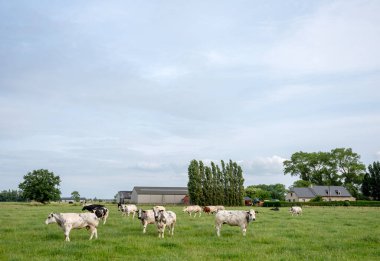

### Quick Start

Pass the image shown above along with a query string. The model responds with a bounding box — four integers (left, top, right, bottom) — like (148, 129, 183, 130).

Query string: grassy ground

(0, 203, 379, 260)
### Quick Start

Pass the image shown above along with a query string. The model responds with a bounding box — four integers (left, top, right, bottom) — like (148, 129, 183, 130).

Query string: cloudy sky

(1, 0, 379, 199)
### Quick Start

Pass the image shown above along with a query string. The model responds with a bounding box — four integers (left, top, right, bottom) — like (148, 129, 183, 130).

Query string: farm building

(286, 185, 355, 202)
(130, 186, 188, 204)
(116, 191, 132, 204)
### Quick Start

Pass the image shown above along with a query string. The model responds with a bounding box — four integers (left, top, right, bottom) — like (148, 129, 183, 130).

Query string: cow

(215, 209, 256, 237)
(121, 204, 138, 218)
(153, 206, 166, 212)
(82, 204, 109, 224)
(45, 212, 100, 241)
(204, 206, 218, 214)
(153, 209, 176, 238)
(137, 209, 155, 234)
(183, 205, 202, 217)
(82, 204, 105, 212)
(289, 206, 302, 216)
(215, 205, 225, 211)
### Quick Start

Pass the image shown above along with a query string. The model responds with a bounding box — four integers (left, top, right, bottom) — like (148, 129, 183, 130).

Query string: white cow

(289, 206, 302, 216)
(121, 204, 138, 218)
(183, 205, 202, 217)
(153, 206, 166, 212)
(204, 206, 218, 214)
(137, 209, 156, 234)
(45, 212, 100, 241)
(215, 209, 256, 237)
(153, 209, 176, 238)
(215, 205, 225, 211)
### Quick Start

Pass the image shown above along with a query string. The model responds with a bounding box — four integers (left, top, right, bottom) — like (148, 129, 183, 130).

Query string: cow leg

(241, 224, 247, 236)
(215, 224, 221, 237)
(64, 225, 72, 242)
(171, 224, 175, 236)
(89, 226, 98, 240)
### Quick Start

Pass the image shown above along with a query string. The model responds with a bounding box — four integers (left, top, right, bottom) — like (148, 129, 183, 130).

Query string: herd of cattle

(45, 204, 303, 241)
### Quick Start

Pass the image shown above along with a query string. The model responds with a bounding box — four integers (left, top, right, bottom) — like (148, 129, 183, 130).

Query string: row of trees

(0, 189, 24, 202)
(188, 160, 245, 206)
(245, 184, 286, 201)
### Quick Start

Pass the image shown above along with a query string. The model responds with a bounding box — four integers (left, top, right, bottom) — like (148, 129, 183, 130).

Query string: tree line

(187, 159, 245, 206)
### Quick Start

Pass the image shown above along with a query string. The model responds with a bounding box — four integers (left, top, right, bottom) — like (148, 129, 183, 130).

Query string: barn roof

(133, 186, 188, 195)
(292, 187, 316, 198)
(118, 191, 132, 199)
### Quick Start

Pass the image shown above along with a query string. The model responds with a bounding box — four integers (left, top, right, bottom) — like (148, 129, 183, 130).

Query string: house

(116, 191, 132, 204)
(285, 185, 355, 202)
(130, 186, 188, 204)
(60, 197, 87, 203)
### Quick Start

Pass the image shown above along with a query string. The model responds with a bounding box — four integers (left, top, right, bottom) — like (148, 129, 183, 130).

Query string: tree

(362, 162, 380, 200)
(245, 184, 286, 201)
(187, 159, 245, 206)
(0, 189, 24, 202)
(71, 191, 80, 202)
(292, 180, 312, 188)
(284, 148, 365, 193)
(18, 169, 61, 203)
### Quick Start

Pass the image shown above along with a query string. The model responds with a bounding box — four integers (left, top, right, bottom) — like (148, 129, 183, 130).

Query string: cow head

(137, 209, 144, 220)
(154, 209, 165, 222)
(45, 213, 56, 225)
(246, 209, 256, 222)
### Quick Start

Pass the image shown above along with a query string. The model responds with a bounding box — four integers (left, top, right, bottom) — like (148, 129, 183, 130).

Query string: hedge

(262, 200, 380, 207)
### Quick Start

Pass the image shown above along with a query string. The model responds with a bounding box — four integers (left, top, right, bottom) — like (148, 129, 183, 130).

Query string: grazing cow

(289, 206, 302, 216)
(204, 206, 218, 214)
(82, 204, 105, 212)
(215, 209, 256, 237)
(183, 205, 202, 217)
(121, 204, 138, 218)
(82, 204, 109, 224)
(137, 209, 156, 234)
(153, 209, 177, 238)
(270, 207, 280, 211)
(153, 206, 166, 212)
(45, 212, 100, 241)
(215, 205, 225, 211)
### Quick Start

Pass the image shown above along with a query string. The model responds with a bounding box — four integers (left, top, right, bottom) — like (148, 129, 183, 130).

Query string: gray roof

(133, 186, 188, 195)
(291, 186, 352, 198)
(292, 187, 316, 198)
(311, 186, 352, 197)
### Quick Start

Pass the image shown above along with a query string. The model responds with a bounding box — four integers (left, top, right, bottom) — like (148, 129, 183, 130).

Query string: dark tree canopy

(18, 169, 61, 203)
(362, 161, 380, 200)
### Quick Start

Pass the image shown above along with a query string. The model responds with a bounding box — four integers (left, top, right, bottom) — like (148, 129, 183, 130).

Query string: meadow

(0, 203, 379, 261)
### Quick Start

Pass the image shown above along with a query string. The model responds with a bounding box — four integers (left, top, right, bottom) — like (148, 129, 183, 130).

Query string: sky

(1, 0, 379, 199)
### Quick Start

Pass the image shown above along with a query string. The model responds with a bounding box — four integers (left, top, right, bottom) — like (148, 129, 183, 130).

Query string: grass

(0, 203, 379, 260)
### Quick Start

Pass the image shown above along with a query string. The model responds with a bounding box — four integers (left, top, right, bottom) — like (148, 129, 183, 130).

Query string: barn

(130, 186, 188, 204)
(116, 191, 132, 204)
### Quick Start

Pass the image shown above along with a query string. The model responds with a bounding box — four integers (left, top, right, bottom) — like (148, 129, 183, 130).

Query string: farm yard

(0, 203, 379, 261)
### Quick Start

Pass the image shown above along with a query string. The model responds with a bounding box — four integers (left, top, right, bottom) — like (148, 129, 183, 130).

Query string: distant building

(60, 197, 86, 203)
(130, 186, 188, 204)
(116, 191, 132, 204)
(286, 185, 355, 202)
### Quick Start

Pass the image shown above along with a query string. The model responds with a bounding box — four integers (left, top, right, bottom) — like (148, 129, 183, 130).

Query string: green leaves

(284, 148, 365, 187)
(18, 169, 61, 203)
(188, 160, 244, 206)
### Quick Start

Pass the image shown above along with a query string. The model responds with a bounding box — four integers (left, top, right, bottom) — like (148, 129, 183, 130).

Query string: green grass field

(0, 203, 379, 260)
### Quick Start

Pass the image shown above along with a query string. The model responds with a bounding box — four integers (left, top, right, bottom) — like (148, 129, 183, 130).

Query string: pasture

(0, 203, 379, 260)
